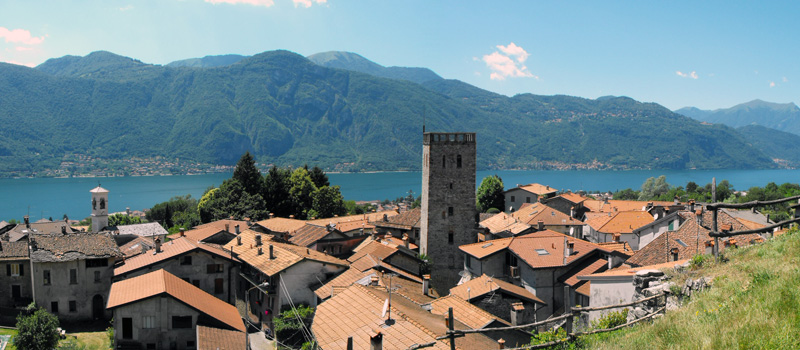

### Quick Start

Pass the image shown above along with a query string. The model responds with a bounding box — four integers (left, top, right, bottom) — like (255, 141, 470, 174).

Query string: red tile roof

(114, 237, 237, 276)
(107, 269, 244, 331)
(560, 257, 608, 286)
(511, 202, 583, 226)
(196, 325, 246, 350)
(507, 183, 557, 196)
(450, 274, 545, 305)
(508, 230, 610, 268)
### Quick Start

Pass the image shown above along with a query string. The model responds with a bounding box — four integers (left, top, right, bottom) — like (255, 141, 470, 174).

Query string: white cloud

(676, 70, 698, 79)
(119, 5, 134, 11)
(0, 59, 35, 67)
(770, 81, 776, 88)
(293, 0, 326, 7)
(482, 42, 537, 81)
(205, 0, 275, 7)
(0, 27, 45, 45)
(15, 46, 33, 52)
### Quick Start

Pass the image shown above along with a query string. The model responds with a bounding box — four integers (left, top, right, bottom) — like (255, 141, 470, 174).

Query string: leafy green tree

(147, 195, 198, 228)
(198, 179, 268, 222)
(639, 175, 670, 201)
(613, 188, 639, 200)
(312, 186, 347, 219)
(289, 168, 317, 219)
(344, 200, 373, 215)
(14, 308, 60, 350)
(274, 305, 315, 349)
(108, 213, 143, 226)
(308, 165, 330, 189)
(476, 175, 505, 212)
(686, 181, 699, 193)
(263, 166, 293, 217)
(232, 151, 264, 195)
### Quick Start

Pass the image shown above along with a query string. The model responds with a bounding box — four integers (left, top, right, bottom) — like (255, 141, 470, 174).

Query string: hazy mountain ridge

(307, 51, 442, 84)
(166, 54, 248, 68)
(0, 50, 778, 176)
(676, 99, 800, 135)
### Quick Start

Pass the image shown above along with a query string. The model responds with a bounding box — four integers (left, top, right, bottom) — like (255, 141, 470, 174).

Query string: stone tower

(90, 186, 109, 233)
(420, 132, 477, 290)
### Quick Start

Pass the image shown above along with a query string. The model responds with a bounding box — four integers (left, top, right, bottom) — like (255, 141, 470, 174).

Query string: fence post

(564, 285, 573, 334)
(448, 307, 456, 350)
(712, 208, 719, 261)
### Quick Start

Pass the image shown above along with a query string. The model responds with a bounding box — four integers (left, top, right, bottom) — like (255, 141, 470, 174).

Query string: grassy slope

(587, 229, 800, 349)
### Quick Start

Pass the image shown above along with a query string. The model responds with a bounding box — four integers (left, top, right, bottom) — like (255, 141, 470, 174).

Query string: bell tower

(420, 132, 477, 290)
(90, 186, 109, 233)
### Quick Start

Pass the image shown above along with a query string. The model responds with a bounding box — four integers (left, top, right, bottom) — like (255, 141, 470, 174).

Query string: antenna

(422, 106, 426, 133)
(384, 272, 398, 325)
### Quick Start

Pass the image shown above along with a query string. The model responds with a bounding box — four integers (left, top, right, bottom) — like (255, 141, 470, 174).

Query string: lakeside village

(0, 132, 795, 350)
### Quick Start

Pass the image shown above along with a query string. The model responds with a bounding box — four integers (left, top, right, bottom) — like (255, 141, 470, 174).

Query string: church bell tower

(90, 186, 109, 233)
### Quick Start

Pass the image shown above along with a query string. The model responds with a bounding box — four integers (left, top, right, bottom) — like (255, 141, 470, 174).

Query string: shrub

(14, 308, 60, 350)
(592, 308, 629, 330)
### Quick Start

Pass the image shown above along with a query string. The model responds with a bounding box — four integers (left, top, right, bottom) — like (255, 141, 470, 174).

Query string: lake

(2, 168, 799, 222)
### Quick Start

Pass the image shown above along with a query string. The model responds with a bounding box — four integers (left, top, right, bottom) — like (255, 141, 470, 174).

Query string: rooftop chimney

(24, 215, 29, 228)
(269, 244, 274, 259)
(566, 241, 574, 256)
(255, 234, 262, 246)
(402, 234, 409, 249)
(269, 213, 275, 219)
(370, 275, 380, 286)
(225, 224, 230, 233)
(258, 247, 263, 255)
(289, 215, 295, 219)
(180, 228, 185, 237)
(422, 274, 431, 296)
(510, 302, 525, 326)
(537, 220, 544, 231)
(369, 332, 383, 350)
(612, 233, 621, 243)
(498, 338, 506, 350)
(154, 238, 162, 254)
(235, 225, 240, 235)
(236, 236, 242, 246)
(61, 226, 66, 234)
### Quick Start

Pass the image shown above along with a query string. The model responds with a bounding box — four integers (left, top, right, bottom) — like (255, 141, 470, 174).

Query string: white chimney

(154, 238, 162, 254)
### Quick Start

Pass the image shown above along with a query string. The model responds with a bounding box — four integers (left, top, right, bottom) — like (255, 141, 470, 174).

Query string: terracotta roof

(557, 192, 588, 205)
(581, 259, 690, 279)
(114, 237, 237, 276)
(377, 272, 434, 304)
(116, 222, 169, 237)
(507, 183, 557, 196)
(373, 208, 421, 229)
(196, 325, 246, 350)
(194, 219, 250, 232)
(575, 281, 591, 297)
(347, 240, 399, 263)
(379, 236, 419, 250)
(118, 236, 156, 258)
(350, 254, 380, 272)
(168, 226, 225, 242)
(255, 217, 306, 234)
(583, 200, 674, 213)
(30, 233, 122, 262)
(335, 219, 374, 234)
(9, 221, 78, 241)
(226, 230, 348, 277)
(308, 210, 399, 227)
(596, 241, 634, 255)
(429, 295, 506, 329)
(735, 217, 767, 230)
(560, 257, 608, 286)
(289, 224, 345, 247)
(626, 210, 763, 266)
(0, 241, 29, 260)
(459, 237, 513, 259)
(314, 267, 377, 300)
(508, 230, 610, 268)
(313, 284, 496, 350)
(593, 211, 654, 234)
(511, 202, 583, 226)
(107, 269, 244, 332)
(450, 274, 545, 305)
(480, 212, 531, 235)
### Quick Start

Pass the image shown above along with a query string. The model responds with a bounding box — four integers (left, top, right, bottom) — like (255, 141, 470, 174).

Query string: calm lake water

(2, 169, 799, 222)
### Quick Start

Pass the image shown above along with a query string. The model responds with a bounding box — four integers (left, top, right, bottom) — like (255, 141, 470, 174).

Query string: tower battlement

(423, 132, 476, 145)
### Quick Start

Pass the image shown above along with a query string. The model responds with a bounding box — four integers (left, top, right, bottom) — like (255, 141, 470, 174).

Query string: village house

(29, 233, 122, 321)
(632, 210, 685, 250)
(0, 241, 31, 310)
(459, 230, 622, 318)
(583, 210, 655, 250)
(115, 222, 169, 242)
(449, 274, 547, 324)
(107, 269, 245, 350)
(6, 216, 78, 242)
(504, 183, 558, 212)
(511, 202, 585, 238)
(479, 212, 533, 240)
(288, 223, 353, 257)
(113, 236, 240, 304)
(167, 225, 239, 246)
(543, 191, 590, 218)
(370, 208, 421, 244)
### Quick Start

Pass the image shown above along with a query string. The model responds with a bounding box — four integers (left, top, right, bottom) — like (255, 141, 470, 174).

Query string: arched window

(457, 155, 462, 168)
(92, 198, 97, 210)
(99, 198, 106, 210)
(442, 155, 446, 168)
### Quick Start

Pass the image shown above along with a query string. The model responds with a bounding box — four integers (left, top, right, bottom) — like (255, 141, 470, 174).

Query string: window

(448, 230, 454, 244)
(207, 264, 224, 274)
(180, 256, 192, 265)
(187, 341, 195, 348)
(43, 270, 51, 285)
(449, 182, 453, 189)
(147, 344, 156, 350)
(526, 197, 531, 203)
(215, 278, 224, 294)
(69, 300, 77, 312)
(465, 256, 472, 268)
(668, 221, 674, 231)
(70, 269, 77, 284)
(511, 196, 516, 203)
(7, 263, 22, 277)
(457, 155, 462, 168)
(94, 271, 101, 283)
(86, 258, 108, 268)
(448, 207, 454, 217)
(51, 301, 58, 314)
(142, 316, 156, 329)
(192, 280, 200, 287)
(442, 155, 446, 168)
(172, 316, 192, 329)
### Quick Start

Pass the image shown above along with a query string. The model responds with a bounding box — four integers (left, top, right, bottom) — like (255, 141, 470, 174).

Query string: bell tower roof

(90, 186, 109, 194)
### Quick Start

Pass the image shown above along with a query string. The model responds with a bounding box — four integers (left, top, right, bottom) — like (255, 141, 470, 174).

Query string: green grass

(584, 228, 800, 349)
(0, 328, 17, 350)
(58, 331, 112, 350)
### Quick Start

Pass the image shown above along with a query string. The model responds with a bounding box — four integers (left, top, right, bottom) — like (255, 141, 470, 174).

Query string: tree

(232, 151, 263, 195)
(289, 168, 317, 219)
(308, 165, 330, 189)
(198, 179, 268, 222)
(638, 175, 670, 201)
(312, 186, 347, 219)
(476, 175, 505, 212)
(14, 308, 60, 350)
(274, 305, 315, 349)
(263, 166, 293, 217)
(613, 188, 639, 200)
(147, 195, 198, 228)
(108, 213, 143, 226)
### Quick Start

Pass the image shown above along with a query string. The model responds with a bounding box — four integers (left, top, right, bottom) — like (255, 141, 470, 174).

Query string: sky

(0, 0, 797, 110)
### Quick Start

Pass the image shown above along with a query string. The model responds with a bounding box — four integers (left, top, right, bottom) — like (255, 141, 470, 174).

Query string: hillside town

(0, 132, 791, 350)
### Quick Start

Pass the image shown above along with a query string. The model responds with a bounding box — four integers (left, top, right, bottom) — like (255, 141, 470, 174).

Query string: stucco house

(504, 183, 557, 212)
(0, 241, 31, 309)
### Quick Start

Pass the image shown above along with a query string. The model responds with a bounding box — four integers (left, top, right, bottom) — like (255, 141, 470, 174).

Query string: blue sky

(1, 0, 797, 110)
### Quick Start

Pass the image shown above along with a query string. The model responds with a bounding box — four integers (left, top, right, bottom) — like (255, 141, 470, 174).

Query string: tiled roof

(107, 269, 244, 332)
(626, 210, 762, 266)
(308, 210, 399, 227)
(168, 226, 225, 242)
(335, 219, 374, 234)
(596, 241, 634, 255)
(347, 240, 399, 263)
(459, 237, 514, 259)
(508, 230, 610, 268)
(450, 274, 545, 305)
(350, 254, 380, 272)
(507, 183, 557, 196)
(194, 219, 250, 232)
(222, 229, 277, 255)
(373, 208, 421, 229)
(480, 212, 531, 235)
(226, 230, 348, 277)
(511, 202, 583, 226)
(313, 284, 496, 350)
(594, 211, 654, 234)
(289, 224, 343, 247)
(314, 267, 377, 300)
(429, 295, 506, 329)
(30, 233, 122, 262)
(0, 241, 29, 260)
(196, 325, 246, 350)
(575, 281, 591, 297)
(583, 200, 674, 213)
(378, 272, 435, 304)
(9, 221, 78, 241)
(255, 217, 307, 234)
(114, 237, 237, 276)
(378, 236, 419, 250)
(556, 192, 588, 205)
(560, 257, 608, 286)
(118, 236, 156, 258)
(116, 222, 168, 237)
(581, 259, 690, 279)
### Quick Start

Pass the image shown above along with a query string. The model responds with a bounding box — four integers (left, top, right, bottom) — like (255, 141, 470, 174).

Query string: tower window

(448, 230, 454, 244)
(511, 196, 516, 203)
(457, 155, 462, 168)
(448, 207, 454, 217)
(99, 198, 105, 210)
(449, 183, 453, 189)
(442, 155, 446, 168)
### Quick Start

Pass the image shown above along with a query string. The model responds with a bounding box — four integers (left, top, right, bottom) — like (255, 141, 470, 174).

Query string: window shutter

(19, 264, 24, 276)
(5, 264, 9, 276)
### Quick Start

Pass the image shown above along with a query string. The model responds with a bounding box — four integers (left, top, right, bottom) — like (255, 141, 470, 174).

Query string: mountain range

(675, 100, 800, 136)
(0, 50, 788, 176)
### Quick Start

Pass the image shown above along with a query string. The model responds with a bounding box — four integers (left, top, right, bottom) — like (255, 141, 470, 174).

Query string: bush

(689, 254, 710, 269)
(14, 308, 60, 350)
(592, 309, 629, 330)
